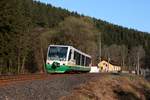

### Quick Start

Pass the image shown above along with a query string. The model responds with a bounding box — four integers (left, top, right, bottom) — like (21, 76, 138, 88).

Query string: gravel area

(0, 74, 98, 100)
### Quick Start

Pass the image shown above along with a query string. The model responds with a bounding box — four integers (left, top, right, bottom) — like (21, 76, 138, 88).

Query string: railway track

(0, 74, 70, 86)
(0, 73, 98, 86)
(0, 74, 44, 85)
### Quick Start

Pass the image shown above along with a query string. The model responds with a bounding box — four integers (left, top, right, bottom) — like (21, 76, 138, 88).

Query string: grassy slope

(60, 74, 150, 100)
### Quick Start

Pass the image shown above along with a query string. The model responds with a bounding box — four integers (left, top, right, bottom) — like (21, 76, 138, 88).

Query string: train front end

(45, 45, 70, 73)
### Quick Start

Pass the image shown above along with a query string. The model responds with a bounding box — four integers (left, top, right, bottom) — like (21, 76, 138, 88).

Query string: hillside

(0, 0, 150, 74)
(61, 74, 150, 100)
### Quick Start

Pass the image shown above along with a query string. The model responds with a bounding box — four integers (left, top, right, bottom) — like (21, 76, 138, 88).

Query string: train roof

(49, 45, 91, 58)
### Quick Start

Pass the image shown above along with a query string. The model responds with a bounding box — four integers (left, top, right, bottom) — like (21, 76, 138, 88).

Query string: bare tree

(130, 46, 145, 75)
(120, 45, 128, 70)
(101, 45, 109, 60)
(107, 44, 122, 65)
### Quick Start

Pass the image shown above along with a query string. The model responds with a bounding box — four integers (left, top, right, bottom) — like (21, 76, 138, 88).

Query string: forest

(0, 0, 150, 74)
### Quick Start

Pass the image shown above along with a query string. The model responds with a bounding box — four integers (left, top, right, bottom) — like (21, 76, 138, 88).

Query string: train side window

(84, 57, 86, 66)
(68, 49, 72, 61)
(81, 55, 85, 66)
(89, 58, 91, 66)
(74, 51, 77, 59)
(86, 57, 91, 66)
(77, 53, 81, 65)
(85, 57, 88, 66)
(74, 51, 80, 65)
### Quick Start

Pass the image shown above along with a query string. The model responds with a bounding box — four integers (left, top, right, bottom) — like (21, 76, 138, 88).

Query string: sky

(37, 0, 150, 33)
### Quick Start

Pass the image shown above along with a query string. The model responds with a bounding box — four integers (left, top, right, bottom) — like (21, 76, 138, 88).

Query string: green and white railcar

(45, 45, 91, 73)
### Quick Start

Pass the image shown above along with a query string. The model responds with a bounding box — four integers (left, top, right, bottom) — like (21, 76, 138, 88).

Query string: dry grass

(60, 74, 150, 100)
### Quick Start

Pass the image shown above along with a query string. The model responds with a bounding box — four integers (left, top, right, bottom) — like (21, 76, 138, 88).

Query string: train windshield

(48, 46, 68, 61)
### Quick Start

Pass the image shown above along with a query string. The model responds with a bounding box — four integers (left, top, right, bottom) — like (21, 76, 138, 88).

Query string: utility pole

(108, 57, 110, 72)
(99, 32, 102, 62)
(137, 52, 140, 75)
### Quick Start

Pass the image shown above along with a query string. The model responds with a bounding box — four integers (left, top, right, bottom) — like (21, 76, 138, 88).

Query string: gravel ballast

(0, 74, 98, 100)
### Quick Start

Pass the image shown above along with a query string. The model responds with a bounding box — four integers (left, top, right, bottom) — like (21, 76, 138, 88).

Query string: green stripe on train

(45, 64, 90, 73)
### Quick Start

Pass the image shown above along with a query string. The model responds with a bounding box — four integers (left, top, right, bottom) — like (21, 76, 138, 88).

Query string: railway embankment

(61, 74, 150, 100)
(0, 74, 99, 100)
(0, 74, 149, 100)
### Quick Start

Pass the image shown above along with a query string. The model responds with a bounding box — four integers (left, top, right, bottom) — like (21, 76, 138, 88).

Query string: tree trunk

(17, 56, 20, 74)
(21, 56, 26, 74)
(17, 36, 21, 74)
(122, 56, 125, 70)
(0, 59, 2, 75)
(99, 32, 101, 62)
(40, 38, 45, 73)
(137, 52, 140, 75)
(9, 59, 12, 74)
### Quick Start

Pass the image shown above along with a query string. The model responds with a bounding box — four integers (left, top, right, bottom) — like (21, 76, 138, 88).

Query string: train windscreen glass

(48, 46, 68, 61)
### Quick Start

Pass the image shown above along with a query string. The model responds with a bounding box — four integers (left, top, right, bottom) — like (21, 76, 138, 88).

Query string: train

(45, 45, 92, 73)
(45, 45, 121, 73)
